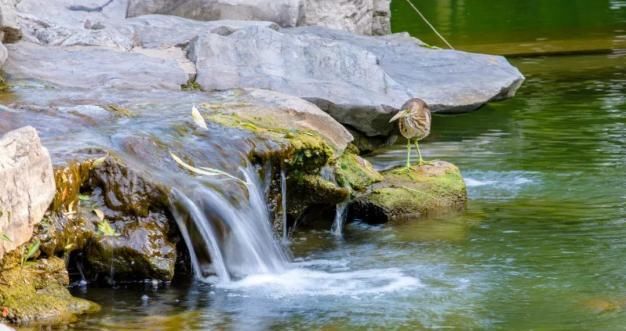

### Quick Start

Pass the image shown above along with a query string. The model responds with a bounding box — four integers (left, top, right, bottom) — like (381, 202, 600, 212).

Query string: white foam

(217, 266, 422, 297)
(464, 178, 495, 187)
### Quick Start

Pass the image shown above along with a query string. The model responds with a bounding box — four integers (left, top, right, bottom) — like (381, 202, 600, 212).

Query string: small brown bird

(389, 98, 432, 168)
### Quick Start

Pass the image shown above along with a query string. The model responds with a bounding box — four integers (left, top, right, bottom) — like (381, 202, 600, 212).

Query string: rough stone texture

(303, 0, 390, 35)
(189, 25, 409, 136)
(190, 25, 523, 136)
(0, 256, 99, 325)
(127, 0, 304, 27)
(0, 0, 21, 43)
(372, 0, 390, 35)
(286, 27, 525, 134)
(215, 88, 354, 153)
(127, 14, 279, 48)
(4, 42, 190, 90)
(349, 161, 467, 223)
(34, 157, 178, 282)
(0, 127, 55, 258)
(15, 0, 129, 47)
(85, 214, 177, 281)
(335, 150, 383, 192)
(126, 0, 389, 35)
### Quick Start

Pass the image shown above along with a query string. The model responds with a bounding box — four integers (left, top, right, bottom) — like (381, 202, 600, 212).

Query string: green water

(68, 2, 625, 330)
(392, 0, 626, 55)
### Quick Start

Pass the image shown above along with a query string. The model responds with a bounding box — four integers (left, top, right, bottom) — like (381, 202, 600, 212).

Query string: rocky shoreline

(0, 0, 523, 327)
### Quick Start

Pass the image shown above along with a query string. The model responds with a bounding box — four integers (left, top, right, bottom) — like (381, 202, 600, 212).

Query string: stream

(54, 0, 626, 330)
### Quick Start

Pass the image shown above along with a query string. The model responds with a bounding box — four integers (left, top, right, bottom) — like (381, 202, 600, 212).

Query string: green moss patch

(0, 257, 99, 326)
(335, 150, 383, 192)
(350, 161, 467, 223)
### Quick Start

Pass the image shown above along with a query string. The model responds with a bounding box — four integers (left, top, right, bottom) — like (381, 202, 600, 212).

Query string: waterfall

(280, 168, 288, 242)
(331, 202, 349, 237)
(170, 166, 290, 282)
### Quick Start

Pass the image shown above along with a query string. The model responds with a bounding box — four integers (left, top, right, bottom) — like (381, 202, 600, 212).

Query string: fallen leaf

(191, 105, 208, 130)
(93, 208, 105, 221)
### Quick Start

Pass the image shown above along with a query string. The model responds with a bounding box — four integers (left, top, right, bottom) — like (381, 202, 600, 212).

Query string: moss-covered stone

(37, 156, 178, 282)
(51, 160, 95, 213)
(206, 112, 334, 174)
(335, 150, 383, 193)
(0, 256, 99, 326)
(206, 111, 347, 225)
(84, 213, 177, 281)
(349, 161, 467, 223)
(287, 174, 349, 219)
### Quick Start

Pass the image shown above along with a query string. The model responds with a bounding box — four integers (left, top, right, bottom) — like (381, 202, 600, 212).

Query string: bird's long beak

(389, 109, 406, 123)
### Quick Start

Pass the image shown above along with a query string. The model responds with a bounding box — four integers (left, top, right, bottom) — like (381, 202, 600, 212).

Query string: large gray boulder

(127, 14, 279, 48)
(4, 41, 190, 90)
(190, 25, 524, 136)
(189, 25, 410, 137)
(0, 126, 55, 258)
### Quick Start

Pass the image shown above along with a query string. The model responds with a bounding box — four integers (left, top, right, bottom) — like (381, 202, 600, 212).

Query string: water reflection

(391, 0, 626, 55)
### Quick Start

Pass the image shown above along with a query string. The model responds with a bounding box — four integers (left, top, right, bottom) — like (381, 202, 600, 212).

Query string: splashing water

(331, 202, 349, 237)
(170, 166, 290, 282)
(280, 168, 288, 243)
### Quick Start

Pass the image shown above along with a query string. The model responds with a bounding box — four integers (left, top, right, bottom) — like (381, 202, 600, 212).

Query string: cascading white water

(280, 168, 288, 242)
(331, 202, 349, 237)
(170, 166, 290, 282)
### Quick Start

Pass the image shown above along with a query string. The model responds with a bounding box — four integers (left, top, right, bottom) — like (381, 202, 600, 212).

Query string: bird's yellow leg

(405, 139, 412, 169)
(415, 139, 425, 166)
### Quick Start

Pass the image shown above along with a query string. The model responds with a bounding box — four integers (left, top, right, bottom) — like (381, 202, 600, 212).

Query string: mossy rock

(206, 112, 335, 174)
(37, 156, 178, 282)
(335, 150, 383, 193)
(286, 174, 349, 220)
(0, 256, 99, 326)
(84, 214, 177, 281)
(349, 161, 467, 223)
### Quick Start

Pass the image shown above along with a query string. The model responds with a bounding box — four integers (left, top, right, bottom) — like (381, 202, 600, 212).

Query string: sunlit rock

(0, 256, 99, 325)
(349, 161, 467, 223)
(0, 127, 55, 259)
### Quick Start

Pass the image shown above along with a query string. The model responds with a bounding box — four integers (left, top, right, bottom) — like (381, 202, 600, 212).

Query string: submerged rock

(0, 127, 55, 258)
(349, 161, 467, 223)
(0, 256, 99, 326)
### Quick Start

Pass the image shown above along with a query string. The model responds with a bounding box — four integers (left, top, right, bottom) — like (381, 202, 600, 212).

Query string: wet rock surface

(349, 161, 467, 223)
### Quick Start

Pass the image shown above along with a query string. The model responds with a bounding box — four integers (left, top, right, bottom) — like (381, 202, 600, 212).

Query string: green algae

(351, 161, 467, 223)
(0, 256, 99, 326)
(181, 79, 202, 91)
(106, 104, 135, 118)
(335, 150, 384, 193)
(205, 112, 334, 174)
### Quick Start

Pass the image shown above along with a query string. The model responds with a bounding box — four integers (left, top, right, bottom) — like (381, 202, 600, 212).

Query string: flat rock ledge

(349, 161, 468, 223)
